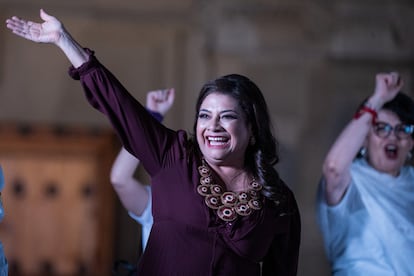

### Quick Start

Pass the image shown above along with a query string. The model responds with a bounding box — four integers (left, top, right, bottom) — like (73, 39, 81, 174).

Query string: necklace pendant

(200, 175, 212, 185)
(250, 180, 262, 191)
(205, 195, 221, 209)
(248, 199, 262, 210)
(248, 189, 260, 199)
(221, 191, 238, 206)
(210, 184, 224, 195)
(237, 191, 249, 203)
(198, 165, 211, 177)
(197, 185, 210, 196)
(235, 202, 252, 216)
(217, 205, 237, 222)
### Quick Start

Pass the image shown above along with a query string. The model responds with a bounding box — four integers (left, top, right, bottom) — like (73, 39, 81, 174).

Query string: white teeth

(386, 144, 397, 151)
(385, 144, 397, 155)
(207, 136, 228, 145)
(210, 141, 226, 146)
(208, 137, 227, 141)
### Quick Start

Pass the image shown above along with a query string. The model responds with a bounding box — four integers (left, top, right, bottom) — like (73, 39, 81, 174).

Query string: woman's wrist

(354, 98, 380, 124)
(55, 27, 71, 49)
(364, 97, 383, 111)
(57, 29, 89, 68)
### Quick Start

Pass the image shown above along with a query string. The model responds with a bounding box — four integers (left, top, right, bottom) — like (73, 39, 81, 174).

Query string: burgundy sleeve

(68, 49, 179, 175)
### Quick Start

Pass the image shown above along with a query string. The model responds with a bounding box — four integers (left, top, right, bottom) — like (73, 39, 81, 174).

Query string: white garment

(128, 186, 153, 251)
(317, 158, 414, 276)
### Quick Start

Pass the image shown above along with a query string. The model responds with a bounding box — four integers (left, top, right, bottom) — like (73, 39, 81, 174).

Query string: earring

(250, 136, 256, 146)
(359, 147, 366, 157)
(407, 152, 412, 161)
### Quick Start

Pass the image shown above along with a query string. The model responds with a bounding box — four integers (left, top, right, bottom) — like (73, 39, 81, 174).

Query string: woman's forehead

(378, 109, 401, 124)
(200, 93, 239, 109)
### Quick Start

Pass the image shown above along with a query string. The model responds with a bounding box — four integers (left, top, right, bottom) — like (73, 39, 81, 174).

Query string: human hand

(6, 9, 64, 45)
(146, 88, 175, 116)
(373, 72, 404, 105)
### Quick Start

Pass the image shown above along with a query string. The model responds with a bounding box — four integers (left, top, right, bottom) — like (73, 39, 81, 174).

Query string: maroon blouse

(69, 50, 301, 276)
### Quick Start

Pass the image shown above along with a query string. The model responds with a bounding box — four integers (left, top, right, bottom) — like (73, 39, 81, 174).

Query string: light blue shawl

(317, 158, 414, 276)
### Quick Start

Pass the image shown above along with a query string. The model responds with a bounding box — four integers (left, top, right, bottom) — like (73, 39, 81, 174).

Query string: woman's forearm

(56, 28, 89, 68)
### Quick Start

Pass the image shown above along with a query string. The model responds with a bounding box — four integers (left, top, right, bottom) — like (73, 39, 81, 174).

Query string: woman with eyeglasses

(317, 72, 414, 275)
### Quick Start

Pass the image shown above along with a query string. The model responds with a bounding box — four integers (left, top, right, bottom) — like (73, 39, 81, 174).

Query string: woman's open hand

(6, 9, 63, 45)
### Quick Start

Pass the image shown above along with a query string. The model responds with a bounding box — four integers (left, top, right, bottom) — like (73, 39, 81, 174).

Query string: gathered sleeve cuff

(68, 48, 97, 80)
(146, 109, 163, 123)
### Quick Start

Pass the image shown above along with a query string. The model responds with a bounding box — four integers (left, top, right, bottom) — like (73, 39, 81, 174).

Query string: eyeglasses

(373, 122, 414, 139)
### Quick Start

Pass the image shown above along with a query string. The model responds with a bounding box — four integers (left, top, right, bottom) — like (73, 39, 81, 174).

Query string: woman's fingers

(6, 17, 30, 35)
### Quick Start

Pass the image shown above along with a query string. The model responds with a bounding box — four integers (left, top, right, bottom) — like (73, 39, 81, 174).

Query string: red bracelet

(353, 105, 377, 124)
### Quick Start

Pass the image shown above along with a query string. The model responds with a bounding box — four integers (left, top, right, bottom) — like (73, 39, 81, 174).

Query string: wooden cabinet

(0, 123, 118, 276)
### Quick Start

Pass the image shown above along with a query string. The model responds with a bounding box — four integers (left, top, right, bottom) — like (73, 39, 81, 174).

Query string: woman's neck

(207, 163, 252, 192)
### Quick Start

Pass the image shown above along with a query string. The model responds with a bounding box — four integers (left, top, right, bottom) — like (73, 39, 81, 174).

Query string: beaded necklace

(197, 159, 263, 222)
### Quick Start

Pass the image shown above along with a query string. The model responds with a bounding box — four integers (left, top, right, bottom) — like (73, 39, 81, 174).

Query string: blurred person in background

(317, 72, 414, 275)
(111, 89, 174, 252)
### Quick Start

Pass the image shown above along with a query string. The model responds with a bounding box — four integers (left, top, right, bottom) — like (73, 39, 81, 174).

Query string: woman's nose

(208, 117, 221, 130)
(387, 130, 399, 140)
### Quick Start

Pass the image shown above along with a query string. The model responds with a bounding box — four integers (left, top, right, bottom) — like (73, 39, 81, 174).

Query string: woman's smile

(206, 135, 229, 147)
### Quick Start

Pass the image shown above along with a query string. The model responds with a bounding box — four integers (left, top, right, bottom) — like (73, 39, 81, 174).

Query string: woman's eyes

(377, 126, 388, 131)
(221, 114, 237, 120)
(198, 113, 237, 120)
(198, 113, 210, 119)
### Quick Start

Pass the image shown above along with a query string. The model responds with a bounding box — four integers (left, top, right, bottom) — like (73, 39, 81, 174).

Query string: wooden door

(0, 123, 118, 276)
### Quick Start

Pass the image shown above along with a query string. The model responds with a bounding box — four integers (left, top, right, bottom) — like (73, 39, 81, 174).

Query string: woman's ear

(357, 136, 369, 158)
(406, 138, 414, 164)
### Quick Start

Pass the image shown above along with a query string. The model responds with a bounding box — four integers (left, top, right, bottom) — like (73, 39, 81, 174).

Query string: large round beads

(248, 199, 262, 210)
(235, 202, 252, 216)
(217, 205, 237, 221)
(205, 195, 221, 209)
(211, 185, 224, 195)
(197, 160, 263, 222)
(221, 192, 237, 206)
(197, 185, 210, 196)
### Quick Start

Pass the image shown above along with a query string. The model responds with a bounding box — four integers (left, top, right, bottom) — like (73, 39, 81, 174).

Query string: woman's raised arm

(6, 9, 89, 68)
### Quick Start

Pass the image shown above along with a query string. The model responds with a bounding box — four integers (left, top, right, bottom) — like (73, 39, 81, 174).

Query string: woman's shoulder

(401, 163, 414, 179)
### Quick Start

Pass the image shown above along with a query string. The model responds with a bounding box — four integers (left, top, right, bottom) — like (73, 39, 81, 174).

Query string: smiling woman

(196, 92, 252, 170)
(317, 72, 414, 275)
(5, 9, 301, 275)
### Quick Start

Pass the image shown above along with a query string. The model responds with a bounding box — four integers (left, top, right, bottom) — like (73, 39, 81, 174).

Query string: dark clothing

(69, 50, 301, 276)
